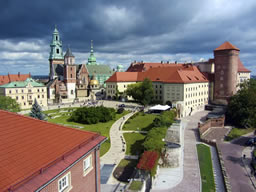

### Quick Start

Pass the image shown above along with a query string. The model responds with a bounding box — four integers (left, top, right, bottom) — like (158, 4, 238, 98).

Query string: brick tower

(64, 47, 76, 99)
(214, 41, 240, 104)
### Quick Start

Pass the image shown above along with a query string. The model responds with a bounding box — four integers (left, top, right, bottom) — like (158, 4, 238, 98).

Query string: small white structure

(149, 105, 170, 113)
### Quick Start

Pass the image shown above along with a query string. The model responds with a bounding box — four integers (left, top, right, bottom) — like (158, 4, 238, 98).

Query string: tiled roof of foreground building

(107, 64, 208, 84)
(214, 41, 240, 51)
(0, 110, 105, 191)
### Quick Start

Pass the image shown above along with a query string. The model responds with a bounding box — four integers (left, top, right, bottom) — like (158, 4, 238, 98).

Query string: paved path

(218, 134, 255, 192)
(100, 112, 135, 184)
(152, 110, 209, 192)
(210, 145, 225, 192)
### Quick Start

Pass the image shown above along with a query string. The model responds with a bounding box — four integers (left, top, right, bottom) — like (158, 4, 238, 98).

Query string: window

(70, 74, 72, 78)
(37, 89, 40, 92)
(42, 95, 44, 98)
(22, 96, 24, 100)
(16, 96, 18, 100)
(38, 95, 40, 99)
(9, 90, 11, 94)
(22, 89, 24, 93)
(56, 36, 58, 41)
(42, 89, 44, 92)
(58, 173, 69, 192)
(56, 48, 59, 54)
(28, 89, 32, 93)
(71, 90, 74, 95)
(160, 85, 162, 88)
(16, 90, 18, 93)
(83, 155, 92, 176)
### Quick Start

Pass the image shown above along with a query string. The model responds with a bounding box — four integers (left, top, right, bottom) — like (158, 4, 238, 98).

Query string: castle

(47, 27, 113, 103)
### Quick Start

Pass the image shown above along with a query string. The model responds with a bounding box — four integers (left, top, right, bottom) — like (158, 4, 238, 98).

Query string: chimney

(167, 61, 169, 64)
(18, 72, 20, 77)
(175, 61, 177, 64)
(161, 61, 164, 64)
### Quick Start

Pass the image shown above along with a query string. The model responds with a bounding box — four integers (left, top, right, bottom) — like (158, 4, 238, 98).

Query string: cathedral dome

(90, 79, 99, 86)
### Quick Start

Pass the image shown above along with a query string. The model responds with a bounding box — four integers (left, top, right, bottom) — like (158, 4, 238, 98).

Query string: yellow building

(106, 64, 209, 117)
(0, 78, 47, 109)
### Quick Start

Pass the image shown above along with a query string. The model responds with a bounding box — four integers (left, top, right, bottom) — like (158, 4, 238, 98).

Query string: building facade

(47, 27, 90, 103)
(0, 110, 106, 192)
(0, 78, 47, 109)
(106, 65, 209, 117)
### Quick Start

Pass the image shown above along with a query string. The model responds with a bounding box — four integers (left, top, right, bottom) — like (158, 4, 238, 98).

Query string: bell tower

(64, 47, 76, 99)
(49, 26, 64, 80)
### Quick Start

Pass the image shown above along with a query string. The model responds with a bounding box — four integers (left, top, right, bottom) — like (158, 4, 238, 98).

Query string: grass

(45, 109, 129, 156)
(129, 180, 143, 190)
(197, 144, 215, 192)
(225, 127, 255, 141)
(123, 112, 157, 131)
(123, 133, 146, 155)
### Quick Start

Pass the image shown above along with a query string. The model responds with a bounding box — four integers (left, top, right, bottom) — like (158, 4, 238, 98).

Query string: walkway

(100, 112, 135, 184)
(218, 133, 255, 192)
(151, 110, 209, 192)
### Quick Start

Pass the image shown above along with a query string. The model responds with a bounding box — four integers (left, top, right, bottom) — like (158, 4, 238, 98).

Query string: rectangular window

(42, 95, 44, 98)
(22, 96, 24, 100)
(42, 89, 44, 92)
(38, 95, 40, 99)
(83, 155, 92, 176)
(58, 173, 69, 192)
(16, 90, 18, 93)
(37, 89, 40, 92)
(9, 90, 11, 94)
(16, 96, 18, 100)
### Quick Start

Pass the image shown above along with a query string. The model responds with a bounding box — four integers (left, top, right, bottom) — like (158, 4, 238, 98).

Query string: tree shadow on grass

(130, 139, 145, 156)
(141, 123, 154, 132)
(113, 160, 138, 182)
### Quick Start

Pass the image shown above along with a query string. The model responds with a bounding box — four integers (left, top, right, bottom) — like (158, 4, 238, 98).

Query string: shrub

(137, 151, 159, 171)
(69, 106, 116, 124)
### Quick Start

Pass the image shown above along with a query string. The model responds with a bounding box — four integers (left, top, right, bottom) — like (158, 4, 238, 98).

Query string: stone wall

(198, 116, 225, 135)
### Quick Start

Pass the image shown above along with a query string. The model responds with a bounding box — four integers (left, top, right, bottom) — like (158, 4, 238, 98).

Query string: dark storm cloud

(0, 0, 256, 75)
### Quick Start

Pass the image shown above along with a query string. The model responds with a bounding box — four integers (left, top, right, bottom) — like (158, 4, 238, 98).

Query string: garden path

(100, 111, 136, 184)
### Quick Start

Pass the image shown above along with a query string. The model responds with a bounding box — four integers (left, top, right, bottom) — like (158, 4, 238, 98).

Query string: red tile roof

(0, 73, 31, 86)
(214, 41, 240, 51)
(0, 110, 105, 191)
(238, 58, 251, 72)
(107, 64, 208, 84)
(126, 62, 183, 72)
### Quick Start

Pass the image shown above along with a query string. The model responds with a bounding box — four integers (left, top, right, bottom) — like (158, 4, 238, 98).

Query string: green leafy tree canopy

(0, 95, 20, 112)
(226, 78, 256, 128)
(126, 78, 154, 106)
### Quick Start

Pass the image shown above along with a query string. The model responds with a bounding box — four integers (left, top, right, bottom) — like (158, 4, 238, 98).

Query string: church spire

(87, 40, 97, 65)
(49, 26, 64, 60)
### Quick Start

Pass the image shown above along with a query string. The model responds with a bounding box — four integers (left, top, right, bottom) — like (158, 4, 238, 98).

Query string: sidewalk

(242, 146, 256, 190)
(100, 112, 136, 184)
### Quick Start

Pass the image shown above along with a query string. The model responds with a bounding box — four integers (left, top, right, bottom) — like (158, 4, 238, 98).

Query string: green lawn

(225, 127, 255, 141)
(197, 144, 215, 192)
(123, 112, 157, 131)
(123, 133, 146, 155)
(46, 109, 129, 156)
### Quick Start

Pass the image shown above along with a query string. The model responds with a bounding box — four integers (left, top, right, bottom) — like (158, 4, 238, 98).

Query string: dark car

(245, 138, 256, 146)
(118, 104, 125, 108)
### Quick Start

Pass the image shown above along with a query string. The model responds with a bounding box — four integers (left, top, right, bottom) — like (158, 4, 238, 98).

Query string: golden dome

(90, 79, 99, 85)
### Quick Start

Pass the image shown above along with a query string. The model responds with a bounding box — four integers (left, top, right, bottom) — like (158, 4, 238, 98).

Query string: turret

(87, 40, 97, 65)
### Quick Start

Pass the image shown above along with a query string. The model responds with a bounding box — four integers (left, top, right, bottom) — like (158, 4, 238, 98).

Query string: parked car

(245, 138, 256, 146)
(118, 104, 125, 108)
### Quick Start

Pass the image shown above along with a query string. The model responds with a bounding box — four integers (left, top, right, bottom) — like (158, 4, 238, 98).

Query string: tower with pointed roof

(49, 26, 64, 80)
(64, 47, 76, 99)
(214, 41, 240, 104)
(87, 40, 97, 65)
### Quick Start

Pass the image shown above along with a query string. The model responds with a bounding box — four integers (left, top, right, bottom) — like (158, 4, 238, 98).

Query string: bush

(69, 106, 116, 124)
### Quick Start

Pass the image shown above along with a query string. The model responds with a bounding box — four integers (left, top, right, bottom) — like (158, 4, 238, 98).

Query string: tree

(226, 79, 256, 128)
(0, 95, 20, 112)
(29, 99, 46, 120)
(126, 78, 154, 106)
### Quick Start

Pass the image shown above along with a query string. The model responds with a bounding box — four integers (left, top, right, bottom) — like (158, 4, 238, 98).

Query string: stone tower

(214, 41, 240, 104)
(64, 47, 76, 99)
(49, 26, 64, 80)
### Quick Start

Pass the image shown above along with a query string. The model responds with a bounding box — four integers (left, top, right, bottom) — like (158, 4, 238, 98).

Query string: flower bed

(137, 151, 159, 170)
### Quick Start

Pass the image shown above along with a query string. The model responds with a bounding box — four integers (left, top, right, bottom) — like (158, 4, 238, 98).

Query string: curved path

(100, 112, 136, 184)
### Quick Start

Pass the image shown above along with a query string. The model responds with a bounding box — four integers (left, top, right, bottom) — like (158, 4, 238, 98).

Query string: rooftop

(214, 41, 240, 51)
(0, 78, 45, 88)
(0, 110, 105, 191)
(0, 73, 31, 86)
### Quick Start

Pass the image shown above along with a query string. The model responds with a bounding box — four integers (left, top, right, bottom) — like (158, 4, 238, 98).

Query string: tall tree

(29, 99, 46, 120)
(226, 79, 256, 128)
(126, 78, 154, 106)
(0, 96, 20, 112)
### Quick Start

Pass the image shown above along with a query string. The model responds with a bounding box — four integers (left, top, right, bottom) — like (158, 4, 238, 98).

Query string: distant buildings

(47, 27, 113, 104)
(0, 75, 47, 109)
(106, 41, 251, 116)
(0, 110, 106, 192)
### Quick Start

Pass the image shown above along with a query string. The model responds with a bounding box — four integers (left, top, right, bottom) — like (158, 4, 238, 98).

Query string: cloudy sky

(0, 0, 256, 75)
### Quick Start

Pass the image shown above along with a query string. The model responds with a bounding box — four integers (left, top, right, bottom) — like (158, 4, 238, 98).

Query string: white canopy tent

(149, 105, 170, 112)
